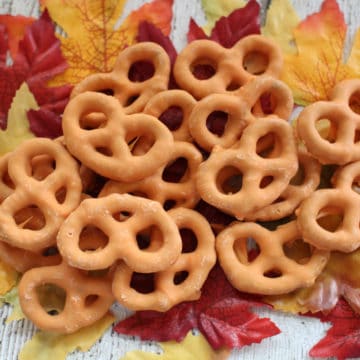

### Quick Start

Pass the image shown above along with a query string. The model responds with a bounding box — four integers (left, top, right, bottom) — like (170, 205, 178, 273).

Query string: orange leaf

(0, 15, 34, 58)
(42, 0, 173, 86)
(281, 0, 359, 106)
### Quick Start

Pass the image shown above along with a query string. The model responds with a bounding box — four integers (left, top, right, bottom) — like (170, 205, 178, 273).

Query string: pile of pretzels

(0, 34, 359, 334)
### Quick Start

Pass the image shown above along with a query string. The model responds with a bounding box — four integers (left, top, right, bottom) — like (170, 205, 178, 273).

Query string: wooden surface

(0, 0, 359, 359)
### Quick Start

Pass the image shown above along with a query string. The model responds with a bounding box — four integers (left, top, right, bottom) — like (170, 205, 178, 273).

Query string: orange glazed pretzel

(71, 42, 170, 114)
(173, 35, 282, 99)
(297, 79, 360, 164)
(62, 91, 174, 182)
(57, 193, 182, 272)
(297, 160, 360, 252)
(18, 262, 114, 333)
(246, 149, 321, 221)
(99, 141, 203, 209)
(216, 221, 329, 295)
(196, 116, 298, 220)
(0, 138, 82, 251)
(112, 207, 216, 311)
(143, 89, 197, 142)
(188, 77, 293, 152)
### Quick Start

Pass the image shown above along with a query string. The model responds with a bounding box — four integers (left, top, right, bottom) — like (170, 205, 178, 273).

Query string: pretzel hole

(354, 129, 360, 143)
(95, 146, 113, 157)
(0, 169, 14, 190)
(206, 111, 228, 136)
(85, 294, 99, 307)
(125, 94, 140, 107)
(14, 205, 45, 230)
(243, 51, 269, 75)
(260, 175, 274, 188)
(233, 237, 260, 264)
(289, 163, 305, 186)
(130, 272, 155, 294)
(36, 283, 66, 316)
(316, 211, 343, 232)
(112, 210, 133, 222)
(263, 268, 282, 278)
(173, 270, 189, 285)
(253, 93, 277, 116)
(349, 91, 360, 114)
(351, 178, 360, 194)
(128, 61, 155, 82)
(162, 157, 188, 183)
(191, 60, 217, 80)
(31, 155, 56, 180)
(283, 239, 312, 265)
(217, 166, 243, 194)
(79, 113, 107, 130)
(136, 226, 163, 252)
(42, 246, 59, 257)
(159, 106, 183, 131)
(129, 135, 155, 156)
(180, 228, 198, 253)
(54, 186, 67, 204)
(256, 132, 280, 158)
(164, 200, 177, 210)
(226, 82, 241, 91)
(98, 88, 115, 96)
(79, 225, 109, 252)
(315, 119, 337, 143)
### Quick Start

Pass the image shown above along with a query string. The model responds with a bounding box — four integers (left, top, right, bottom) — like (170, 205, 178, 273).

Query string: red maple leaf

(114, 264, 280, 349)
(187, 0, 261, 48)
(307, 298, 360, 360)
(0, 10, 71, 137)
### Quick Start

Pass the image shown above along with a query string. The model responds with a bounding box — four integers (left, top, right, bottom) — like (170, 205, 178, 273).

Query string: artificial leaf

(308, 299, 360, 360)
(115, 265, 279, 350)
(44, 0, 173, 86)
(261, 0, 300, 53)
(0, 261, 17, 297)
(188, 0, 260, 48)
(19, 313, 115, 360)
(0, 286, 25, 323)
(121, 331, 231, 360)
(0, 11, 70, 136)
(281, 0, 360, 106)
(0, 14, 34, 58)
(0, 82, 36, 155)
(201, 0, 246, 34)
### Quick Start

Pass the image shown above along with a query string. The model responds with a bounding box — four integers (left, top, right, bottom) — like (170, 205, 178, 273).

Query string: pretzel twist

(99, 141, 203, 209)
(246, 149, 321, 221)
(216, 221, 329, 295)
(173, 35, 283, 99)
(112, 207, 216, 311)
(297, 79, 360, 165)
(57, 193, 182, 272)
(62, 91, 174, 182)
(196, 116, 298, 219)
(71, 42, 171, 114)
(297, 160, 360, 252)
(0, 138, 82, 251)
(18, 262, 114, 333)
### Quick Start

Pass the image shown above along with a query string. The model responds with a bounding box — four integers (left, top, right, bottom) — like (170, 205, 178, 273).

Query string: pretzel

(188, 77, 293, 152)
(173, 35, 283, 99)
(71, 42, 170, 114)
(216, 221, 329, 295)
(112, 207, 216, 311)
(0, 153, 14, 203)
(99, 141, 202, 209)
(57, 193, 182, 272)
(297, 160, 360, 252)
(246, 149, 321, 221)
(0, 138, 82, 251)
(297, 79, 360, 165)
(18, 262, 114, 333)
(143, 89, 197, 142)
(62, 91, 174, 182)
(196, 116, 298, 220)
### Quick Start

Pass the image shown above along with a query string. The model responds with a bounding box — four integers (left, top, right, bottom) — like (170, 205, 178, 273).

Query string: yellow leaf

(19, 313, 115, 360)
(0, 286, 25, 323)
(281, 0, 359, 106)
(121, 331, 231, 360)
(0, 262, 18, 297)
(261, 0, 300, 54)
(0, 82, 36, 156)
(201, 0, 246, 34)
(347, 28, 360, 74)
(43, 0, 173, 86)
